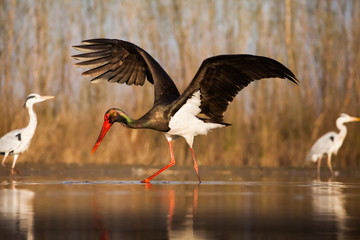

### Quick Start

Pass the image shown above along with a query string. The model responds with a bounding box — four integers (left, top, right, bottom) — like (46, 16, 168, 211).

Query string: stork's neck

(25, 105, 38, 134)
(123, 116, 142, 129)
(336, 118, 347, 138)
(113, 108, 168, 131)
(115, 110, 146, 129)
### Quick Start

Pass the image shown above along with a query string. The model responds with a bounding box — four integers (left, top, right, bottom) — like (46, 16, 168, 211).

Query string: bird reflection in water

(311, 180, 347, 239)
(89, 183, 199, 239)
(91, 193, 109, 240)
(0, 182, 35, 239)
(143, 182, 199, 239)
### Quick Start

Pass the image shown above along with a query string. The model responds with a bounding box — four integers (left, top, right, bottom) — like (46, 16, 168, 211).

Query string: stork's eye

(105, 113, 110, 120)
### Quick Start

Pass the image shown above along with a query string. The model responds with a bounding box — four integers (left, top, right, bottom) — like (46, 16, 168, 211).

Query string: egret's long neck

(336, 119, 347, 138)
(26, 105, 38, 135)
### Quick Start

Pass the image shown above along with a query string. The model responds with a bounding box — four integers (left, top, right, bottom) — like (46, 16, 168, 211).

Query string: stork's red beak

(91, 120, 112, 154)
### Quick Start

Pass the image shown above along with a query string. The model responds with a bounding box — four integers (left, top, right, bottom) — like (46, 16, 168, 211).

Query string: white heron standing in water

(307, 113, 360, 177)
(0, 93, 54, 175)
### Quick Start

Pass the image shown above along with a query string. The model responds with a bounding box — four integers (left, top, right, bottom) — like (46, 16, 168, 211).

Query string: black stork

(72, 38, 298, 183)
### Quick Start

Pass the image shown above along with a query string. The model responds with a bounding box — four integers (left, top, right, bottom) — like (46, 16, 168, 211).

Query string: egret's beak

(91, 120, 112, 154)
(40, 96, 55, 102)
(350, 116, 360, 122)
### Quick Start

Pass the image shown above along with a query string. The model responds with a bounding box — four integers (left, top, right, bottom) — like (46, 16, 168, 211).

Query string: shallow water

(1, 167, 360, 239)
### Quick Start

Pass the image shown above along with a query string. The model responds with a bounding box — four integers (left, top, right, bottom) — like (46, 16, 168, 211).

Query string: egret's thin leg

(327, 153, 334, 176)
(2, 152, 9, 167)
(11, 154, 23, 176)
(141, 141, 175, 183)
(190, 148, 201, 183)
(317, 157, 322, 177)
(12, 154, 19, 169)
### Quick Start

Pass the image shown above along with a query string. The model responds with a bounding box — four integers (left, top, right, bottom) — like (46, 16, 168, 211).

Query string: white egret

(0, 93, 54, 174)
(307, 113, 360, 176)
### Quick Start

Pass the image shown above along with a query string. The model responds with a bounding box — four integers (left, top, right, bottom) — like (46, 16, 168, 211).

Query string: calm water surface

(1, 167, 360, 239)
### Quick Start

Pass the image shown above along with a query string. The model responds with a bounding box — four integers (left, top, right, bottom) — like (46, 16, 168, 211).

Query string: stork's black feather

(71, 39, 180, 104)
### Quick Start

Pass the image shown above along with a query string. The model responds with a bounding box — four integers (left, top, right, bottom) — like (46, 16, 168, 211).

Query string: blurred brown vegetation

(1, 0, 360, 170)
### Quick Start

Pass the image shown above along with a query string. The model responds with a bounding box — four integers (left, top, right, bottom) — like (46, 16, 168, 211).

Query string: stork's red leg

(190, 148, 201, 183)
(141, 141, 176, 183)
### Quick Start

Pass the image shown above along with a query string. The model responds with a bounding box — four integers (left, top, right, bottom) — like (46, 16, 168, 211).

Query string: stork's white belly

(166, 91, 225, 147)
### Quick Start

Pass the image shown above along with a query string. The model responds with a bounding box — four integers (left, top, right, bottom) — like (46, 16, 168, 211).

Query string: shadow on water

(1, 166, 360, 239)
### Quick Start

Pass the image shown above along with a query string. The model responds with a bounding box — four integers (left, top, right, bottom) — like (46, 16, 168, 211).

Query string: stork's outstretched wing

(170, 54, 298, 122)
(72, 38, 180, 104)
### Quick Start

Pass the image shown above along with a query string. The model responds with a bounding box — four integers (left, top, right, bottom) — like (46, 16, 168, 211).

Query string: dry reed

(1, 0, 360, 169)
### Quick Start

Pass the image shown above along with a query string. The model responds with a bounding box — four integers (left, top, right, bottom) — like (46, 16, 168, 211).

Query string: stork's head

(338, 113, 360, 124)
(24, 93, 54, 108)
(91, 108, 131, 154)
